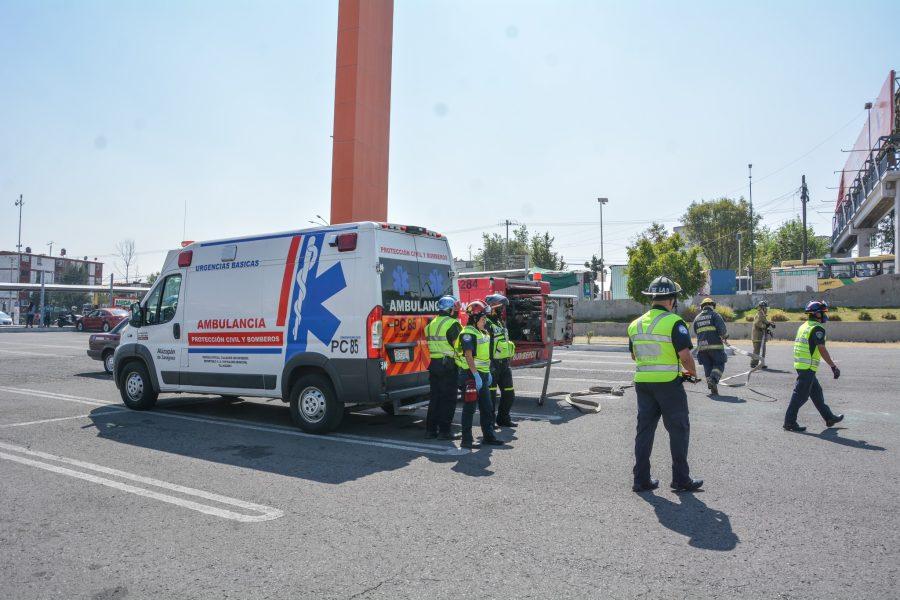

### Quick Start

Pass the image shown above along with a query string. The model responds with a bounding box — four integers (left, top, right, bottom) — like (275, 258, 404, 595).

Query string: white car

(0, 311, 13, 325)
(113, 222, 456, 433)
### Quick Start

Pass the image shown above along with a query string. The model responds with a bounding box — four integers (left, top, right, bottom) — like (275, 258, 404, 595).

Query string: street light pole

(597, 197, 608, 297)
(736, 232, 742, 289)
(748, 164, 754, 292)
(14, 195, 24, 315)
(865, 102, 877, 178)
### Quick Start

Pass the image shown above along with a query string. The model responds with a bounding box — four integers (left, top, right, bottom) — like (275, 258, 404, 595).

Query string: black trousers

(785, 369, 836, 426)
(634, 379, 691, 486)
(425, 359, 459, 434)
(490, 359, 515, 424)
(697, 350, 726, 383)
(458, 370, 497, 443)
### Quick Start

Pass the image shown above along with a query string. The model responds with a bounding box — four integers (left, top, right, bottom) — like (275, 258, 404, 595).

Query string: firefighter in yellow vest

(486, 293, 517, 428)
(455, 301, 504, 449)
(627, 276, 703, 493)
(424, 295, 463, 440)
(783, 301, 843, 432)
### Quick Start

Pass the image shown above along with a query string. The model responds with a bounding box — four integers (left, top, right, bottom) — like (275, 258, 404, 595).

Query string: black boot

(783, 422, 807, 432)
(825, 414, 844, 428)
(670, 478, 703, 492)
(632, 478, 659, 493)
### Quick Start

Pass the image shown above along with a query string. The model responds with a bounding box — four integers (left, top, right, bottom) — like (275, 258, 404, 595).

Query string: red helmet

(466, 300, 489, 320)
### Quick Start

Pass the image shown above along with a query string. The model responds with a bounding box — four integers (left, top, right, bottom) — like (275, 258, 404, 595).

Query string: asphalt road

(0, 330, 897, 599)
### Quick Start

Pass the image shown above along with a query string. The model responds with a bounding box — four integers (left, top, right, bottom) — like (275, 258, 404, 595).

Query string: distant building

(0, 250, 104, 314)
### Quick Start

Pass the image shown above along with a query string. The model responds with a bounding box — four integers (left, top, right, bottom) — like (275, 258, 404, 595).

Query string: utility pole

(597, 197, 608, 296)
(502, 219, 519, 270)
(736, 232, 742, 288)
(47, 241, 54, 257)
(801, 175, 809, 265)
(748, 164, 754, 292)
(14, 195, 24, 316)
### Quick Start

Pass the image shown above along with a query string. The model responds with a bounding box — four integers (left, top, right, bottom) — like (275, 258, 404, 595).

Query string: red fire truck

(457, 274, 574, 368)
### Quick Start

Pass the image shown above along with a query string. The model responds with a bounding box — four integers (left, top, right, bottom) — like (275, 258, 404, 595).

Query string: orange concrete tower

(330, 0, 394, 224)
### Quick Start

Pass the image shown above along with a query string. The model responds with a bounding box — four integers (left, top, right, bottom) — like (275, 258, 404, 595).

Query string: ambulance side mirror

(129, 302, 143, 328)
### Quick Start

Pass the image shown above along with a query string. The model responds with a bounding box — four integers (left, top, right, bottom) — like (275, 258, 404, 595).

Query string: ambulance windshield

(380, 259, 453, 314)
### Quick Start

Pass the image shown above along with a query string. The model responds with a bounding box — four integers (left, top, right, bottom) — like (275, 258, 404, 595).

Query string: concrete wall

(574, 274, 900, 320)
(575, 320, 900, 343)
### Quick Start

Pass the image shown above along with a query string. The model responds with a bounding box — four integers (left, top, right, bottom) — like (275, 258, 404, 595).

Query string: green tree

(625, 225, 704, 303)
(681, 197, 762, 270)
(583, 255, 602, 297)
(872, 210, 895, 254)
(530, 231, 566, 270)
(146, 271, 160, 285)
(475, 225, 529, 270)
(53, 263, 90, 311)
(757, 218, 828, 268)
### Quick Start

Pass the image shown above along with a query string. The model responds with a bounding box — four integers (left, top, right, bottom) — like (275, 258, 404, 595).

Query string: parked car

(0, 311, 12, 325)
(77, 308, 129, 332)
(88, 319, 128, 373)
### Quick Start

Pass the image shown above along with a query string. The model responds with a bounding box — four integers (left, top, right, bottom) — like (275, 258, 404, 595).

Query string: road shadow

(707, 393, 745, 404)
(639, 492, 739, 551)
(75, 372, 113, 381)
(799, 427, 885, 451)
(86, 395, 536, 484)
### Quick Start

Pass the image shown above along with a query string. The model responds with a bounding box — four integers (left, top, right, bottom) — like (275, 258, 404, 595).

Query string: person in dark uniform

(485, 293, 517, 429)
(783, 300, 844, 432)
(627, 276, 703, 493)
(424, 295, 462, 440)
(692, 297, 728, 395)
(455, 300, 504, 449)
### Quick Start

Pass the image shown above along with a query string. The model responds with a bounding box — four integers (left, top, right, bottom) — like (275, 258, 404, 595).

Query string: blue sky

(1, 0, 897, 276)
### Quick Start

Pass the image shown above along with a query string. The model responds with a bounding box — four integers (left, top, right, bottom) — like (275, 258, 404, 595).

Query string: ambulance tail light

(336, 232, 357, 252)
(366, 306, 383, 359)
(178, 250, 193, 268)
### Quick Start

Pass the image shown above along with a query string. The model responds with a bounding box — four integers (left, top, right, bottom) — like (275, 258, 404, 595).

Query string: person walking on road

(25, 302, 35, 328)
(424, 295, 462, 440)
(783, 301, 844, 432)
(627, 276, 703, 493)
(485, 293, 517, 429)
(751, 301, 773, 368)
(692, 297, 728, 395)
(455, 301, 504, 449)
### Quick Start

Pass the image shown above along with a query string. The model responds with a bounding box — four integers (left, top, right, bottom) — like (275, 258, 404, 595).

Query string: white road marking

(0, 388, 466, 456)
(0, 410, 118, 428)
(514, 376, 631, 385)
(545, 367, 635, 374)
(557, 359, 635, 366)
(0, 348, 69, 358)
(0, 441, 283, 522)
(0, 386, 115, 407)
(0, 341, 86, 350)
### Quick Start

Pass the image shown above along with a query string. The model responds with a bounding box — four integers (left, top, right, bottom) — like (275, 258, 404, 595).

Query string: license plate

(393, 348, 411, 362)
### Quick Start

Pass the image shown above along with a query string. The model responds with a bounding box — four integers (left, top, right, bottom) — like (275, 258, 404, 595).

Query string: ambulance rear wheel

(380, 402, 395, 416)
(289, 374, 343, 433)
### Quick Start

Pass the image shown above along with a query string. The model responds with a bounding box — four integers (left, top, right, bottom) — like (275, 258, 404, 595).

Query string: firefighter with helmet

(455, 301, 505, 448)
(627, 276, 703, 493)
(424, 295, 462, 440)
(751, 300, 774, 368)
(692, 297, 728, 395)
(485, 293, 517, 428)
(783, 301, 843, 432)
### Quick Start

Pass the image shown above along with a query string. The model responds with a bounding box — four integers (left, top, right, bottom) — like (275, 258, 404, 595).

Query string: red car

(77, 308, 129, 332)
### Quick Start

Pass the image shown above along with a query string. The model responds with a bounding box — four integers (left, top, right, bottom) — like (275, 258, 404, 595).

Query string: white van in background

(114, 222, 456, 433)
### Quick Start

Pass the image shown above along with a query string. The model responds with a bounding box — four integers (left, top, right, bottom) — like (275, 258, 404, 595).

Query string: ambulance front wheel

(119, 362, 158, 410)
(289, 374, 343, 433)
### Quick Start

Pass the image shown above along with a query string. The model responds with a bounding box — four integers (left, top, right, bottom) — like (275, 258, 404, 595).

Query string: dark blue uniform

(785, 325, 838, 426)
(692, 307, 728, 386)
(629, 311, 694, 486)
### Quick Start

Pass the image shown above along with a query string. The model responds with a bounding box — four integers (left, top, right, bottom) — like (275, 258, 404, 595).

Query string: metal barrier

(832, 142, 899, 248)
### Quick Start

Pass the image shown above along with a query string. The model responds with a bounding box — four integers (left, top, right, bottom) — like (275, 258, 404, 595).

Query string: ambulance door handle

(173, 323, 181, 339)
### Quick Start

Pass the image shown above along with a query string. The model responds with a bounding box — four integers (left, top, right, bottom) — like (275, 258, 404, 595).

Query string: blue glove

(473, 371, 483, 391)
(486, 372, 493, 387)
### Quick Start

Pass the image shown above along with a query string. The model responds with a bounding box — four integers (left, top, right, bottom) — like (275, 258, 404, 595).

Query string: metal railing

(832, 140, 900, 247)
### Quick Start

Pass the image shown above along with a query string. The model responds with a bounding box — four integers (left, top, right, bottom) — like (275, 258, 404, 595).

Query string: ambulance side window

(158, 275, 182, 324)
(143, 285, 162, 326)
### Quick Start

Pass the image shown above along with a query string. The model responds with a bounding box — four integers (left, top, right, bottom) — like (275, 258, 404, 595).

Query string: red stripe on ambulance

(276, 235, 303, 326)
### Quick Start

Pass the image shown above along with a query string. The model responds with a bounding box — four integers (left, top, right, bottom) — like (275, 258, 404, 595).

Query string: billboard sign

(836, 70, 895, 211)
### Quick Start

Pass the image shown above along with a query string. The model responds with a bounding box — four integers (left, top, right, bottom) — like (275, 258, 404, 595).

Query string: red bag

(463, 379, 478, 403)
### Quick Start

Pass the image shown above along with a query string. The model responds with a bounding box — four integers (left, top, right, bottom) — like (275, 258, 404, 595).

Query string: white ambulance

(114, 222, 456, 433)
